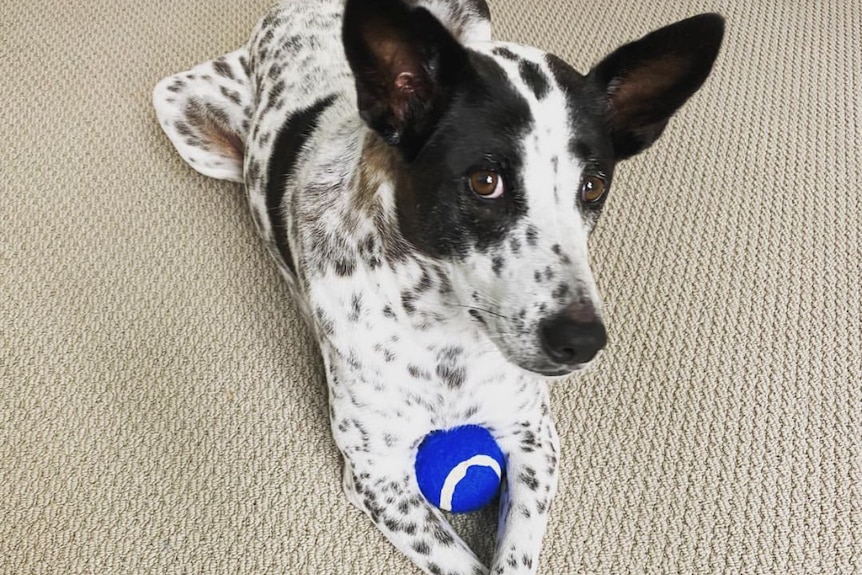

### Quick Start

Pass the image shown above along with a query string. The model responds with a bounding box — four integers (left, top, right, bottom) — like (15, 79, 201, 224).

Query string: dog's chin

(505, 354, 591, 379)
(521, 363, 586, 380)
(482, 329, 595, 379)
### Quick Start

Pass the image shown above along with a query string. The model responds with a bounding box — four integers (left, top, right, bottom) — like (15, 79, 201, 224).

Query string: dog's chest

(311, 270, 545, 451)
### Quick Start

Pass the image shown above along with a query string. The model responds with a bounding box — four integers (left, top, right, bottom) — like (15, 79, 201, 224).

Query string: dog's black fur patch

(266, 95, 337, 273)
(396, 51, 533, 258)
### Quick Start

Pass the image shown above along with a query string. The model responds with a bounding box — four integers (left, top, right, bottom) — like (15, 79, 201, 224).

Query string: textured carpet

(2, 0, 860, 573)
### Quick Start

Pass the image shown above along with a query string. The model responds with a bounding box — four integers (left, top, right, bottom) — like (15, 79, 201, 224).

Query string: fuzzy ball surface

(414, 425, 506, 514)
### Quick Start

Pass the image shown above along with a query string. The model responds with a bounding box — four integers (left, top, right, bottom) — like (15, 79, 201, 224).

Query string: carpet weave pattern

(2, 0, 859, 573)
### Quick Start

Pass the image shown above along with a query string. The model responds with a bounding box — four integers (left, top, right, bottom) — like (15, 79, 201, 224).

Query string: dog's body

(154, 2, 723, 573)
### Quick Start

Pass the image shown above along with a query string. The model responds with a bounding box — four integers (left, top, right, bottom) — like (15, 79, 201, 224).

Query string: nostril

(556, 345, 577, 363)
(539, 318, 607, 365)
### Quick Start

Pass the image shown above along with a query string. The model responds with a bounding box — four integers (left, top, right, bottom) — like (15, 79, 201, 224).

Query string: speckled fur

(154, 2, 723, 573)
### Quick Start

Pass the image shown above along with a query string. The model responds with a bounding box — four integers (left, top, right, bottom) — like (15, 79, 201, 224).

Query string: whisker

(453, 303, 510, 321)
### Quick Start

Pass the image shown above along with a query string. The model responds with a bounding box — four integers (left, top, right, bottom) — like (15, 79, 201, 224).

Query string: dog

(153, 1, 723, 572)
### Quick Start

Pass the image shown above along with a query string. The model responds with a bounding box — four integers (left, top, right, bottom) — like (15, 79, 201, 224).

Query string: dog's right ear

(343, 0, 468, 158)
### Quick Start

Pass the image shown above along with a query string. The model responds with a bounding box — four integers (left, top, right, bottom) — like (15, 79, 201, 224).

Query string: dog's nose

(539, 314, 607, 366)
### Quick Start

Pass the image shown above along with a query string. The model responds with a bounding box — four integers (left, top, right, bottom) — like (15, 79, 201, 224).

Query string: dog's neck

(331, 131, 480, 347)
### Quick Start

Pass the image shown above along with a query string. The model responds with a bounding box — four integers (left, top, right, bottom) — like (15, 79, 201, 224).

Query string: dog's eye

(580, 175, 606, 204)
(469, 170, 504, 198)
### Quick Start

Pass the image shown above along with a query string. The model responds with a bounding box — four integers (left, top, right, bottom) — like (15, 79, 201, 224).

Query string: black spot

(416, 267, 434, 292)
(268, 63, 283, 80)
(174, 121, 192, 137)
(383, 305, 396, 319)
(436, 362, 465, 389)
(412, 541, 431, 555)
(525, 225, 539, 246)
(359, 234, 382, 269)
(492, 255, 505, 276)
(407, 364, 427, 379)
(432, 525, 454, 546)
(468, 308, 486, 325)
(314, 307, 335, 336)
(493, 46, 520, 61)
(519, 468, 539, 491)
(264, 80, 286, 115)
(509, 236, 521, 253)
(167, 80, 185, 93)
(219, 85, 242, 106)
(347, 352, 362, 371)
(401, 291, 417, 314)
(284, 34, 302, 53)
(552, 283, 570, 301)
(266, 95, 337, 275)
(212, 59, 235, 80)
(427, 563, 442, 575)
(239, 55, 251, 77)
(334, 257, 356, 277)
(523, 554, 533, 568)
(260, 28, 275, 47)
(349, 293, 363, 322)
(467, 0, 491, 20)
(519, 60, 550, 100)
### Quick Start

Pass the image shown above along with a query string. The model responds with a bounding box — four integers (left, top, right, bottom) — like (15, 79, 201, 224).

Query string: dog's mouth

(482, 335, 601, 378)
(516, 359, 590, 379)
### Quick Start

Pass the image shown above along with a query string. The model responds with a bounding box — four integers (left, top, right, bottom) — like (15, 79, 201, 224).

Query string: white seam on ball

(439, 455, 502, 511)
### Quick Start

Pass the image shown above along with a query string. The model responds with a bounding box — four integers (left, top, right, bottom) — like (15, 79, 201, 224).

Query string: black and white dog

(153, 1, 723, 572)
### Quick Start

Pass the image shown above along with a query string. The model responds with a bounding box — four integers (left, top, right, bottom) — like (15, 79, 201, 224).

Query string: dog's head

(344, 0, 724, 376)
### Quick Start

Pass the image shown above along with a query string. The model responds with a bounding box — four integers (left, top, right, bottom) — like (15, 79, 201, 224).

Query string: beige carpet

(2, 0, 860, 573)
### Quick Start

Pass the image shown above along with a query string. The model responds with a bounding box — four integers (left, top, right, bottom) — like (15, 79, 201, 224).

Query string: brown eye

(469, 170, 503, 198)
(580, 175, 606, 204)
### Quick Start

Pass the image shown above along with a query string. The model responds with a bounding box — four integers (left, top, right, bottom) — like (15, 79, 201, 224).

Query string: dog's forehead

(469, 42, 598, 170)
(472, 43, 559, 98)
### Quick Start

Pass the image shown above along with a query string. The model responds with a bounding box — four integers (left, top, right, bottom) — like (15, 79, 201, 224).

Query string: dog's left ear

(343, 0, 468, 158)
(588, 13, 725, 160)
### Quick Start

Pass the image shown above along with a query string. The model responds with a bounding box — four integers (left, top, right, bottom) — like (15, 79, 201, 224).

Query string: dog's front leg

(343, 459, 488, 575)
(490, 417, 560, 575)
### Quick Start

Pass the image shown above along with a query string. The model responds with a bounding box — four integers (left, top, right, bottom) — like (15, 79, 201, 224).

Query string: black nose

(539, 316, 607, 365)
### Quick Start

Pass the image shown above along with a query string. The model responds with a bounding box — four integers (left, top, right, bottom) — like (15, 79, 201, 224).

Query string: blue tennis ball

(415, 425, 506, 514)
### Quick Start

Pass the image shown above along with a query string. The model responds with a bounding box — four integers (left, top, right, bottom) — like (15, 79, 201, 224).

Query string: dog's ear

(588, 13, 725, 160)
(153, 49, 252, 182)
(343, 0, 468, 158)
